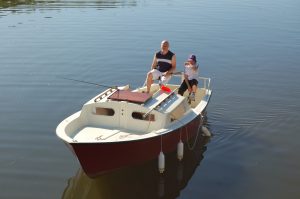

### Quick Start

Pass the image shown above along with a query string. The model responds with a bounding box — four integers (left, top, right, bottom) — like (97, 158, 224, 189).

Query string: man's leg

(146, 72, 153, 93)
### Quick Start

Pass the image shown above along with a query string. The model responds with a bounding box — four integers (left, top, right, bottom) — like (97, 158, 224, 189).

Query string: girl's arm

(184, 74, 192, 92)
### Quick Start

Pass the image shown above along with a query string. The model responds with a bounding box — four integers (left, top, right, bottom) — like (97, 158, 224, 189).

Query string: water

(1, 0, 300, 198)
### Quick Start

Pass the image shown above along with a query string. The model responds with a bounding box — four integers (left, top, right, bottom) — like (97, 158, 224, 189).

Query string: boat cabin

(64, 87, 191, 142)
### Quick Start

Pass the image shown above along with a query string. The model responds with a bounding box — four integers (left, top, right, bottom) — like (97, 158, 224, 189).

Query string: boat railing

(171, 73, 211, 91)
(94, 87, 117, 102)
(198, 76, 211, 91)
(143, 87, 179, 119)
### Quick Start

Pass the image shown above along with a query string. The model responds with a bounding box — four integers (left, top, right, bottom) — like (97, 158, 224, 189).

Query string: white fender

(158, 151, 165, 173)
(177, 140, 184, 161)
(201, 126, 211, 137)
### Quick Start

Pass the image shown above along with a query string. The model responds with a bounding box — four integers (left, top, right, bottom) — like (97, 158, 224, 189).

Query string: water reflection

(62, 136, 210, 199)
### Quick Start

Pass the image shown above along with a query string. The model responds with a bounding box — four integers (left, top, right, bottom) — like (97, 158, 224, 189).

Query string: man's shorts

(151, 69, 171, 84)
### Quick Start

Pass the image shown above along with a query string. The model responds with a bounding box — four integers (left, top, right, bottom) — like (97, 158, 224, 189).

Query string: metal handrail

(198, 76, 211, 90)
(168, 73, 211, 91)
(94, 88, 117, 102)
(143, 87, 179, 119)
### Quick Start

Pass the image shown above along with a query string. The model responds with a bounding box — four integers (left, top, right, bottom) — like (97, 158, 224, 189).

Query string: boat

(56, 74, 212, 178)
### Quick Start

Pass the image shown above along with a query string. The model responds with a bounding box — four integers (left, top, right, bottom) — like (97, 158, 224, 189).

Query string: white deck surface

(72, 126, 155, 142)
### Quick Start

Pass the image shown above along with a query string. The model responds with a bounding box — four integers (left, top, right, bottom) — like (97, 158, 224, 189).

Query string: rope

(171, 113, 203, 150)
(179, 127, 182, 140)
(185, 123, 202, 150)
(160, 133, 163, 152)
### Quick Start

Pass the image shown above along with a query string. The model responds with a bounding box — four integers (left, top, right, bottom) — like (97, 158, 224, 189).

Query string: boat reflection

(62, 135, 210, 199)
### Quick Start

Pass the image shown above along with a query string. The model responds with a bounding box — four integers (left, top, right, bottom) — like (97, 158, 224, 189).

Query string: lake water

(1, 0, 300, 198)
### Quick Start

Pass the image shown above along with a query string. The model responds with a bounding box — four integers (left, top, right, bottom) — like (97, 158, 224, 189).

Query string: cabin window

(94, 107, 115, 116)
(132, 112, 155, 121)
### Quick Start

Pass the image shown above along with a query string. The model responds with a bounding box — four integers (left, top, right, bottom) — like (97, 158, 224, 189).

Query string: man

(146, 40, 176, 93)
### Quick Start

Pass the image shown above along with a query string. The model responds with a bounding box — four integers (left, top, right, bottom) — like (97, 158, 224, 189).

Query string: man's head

(161, 40, 169, 53)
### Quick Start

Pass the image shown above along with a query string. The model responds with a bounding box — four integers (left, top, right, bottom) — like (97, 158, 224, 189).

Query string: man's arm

(151, 54, 157, 69)
(166, 54, 176, 75)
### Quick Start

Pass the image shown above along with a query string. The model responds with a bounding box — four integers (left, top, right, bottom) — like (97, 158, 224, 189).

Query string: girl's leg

(178, 81, 187, 95)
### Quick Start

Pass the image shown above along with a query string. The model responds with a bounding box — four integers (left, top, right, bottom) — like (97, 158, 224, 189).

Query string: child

(178, 54, 199, 101)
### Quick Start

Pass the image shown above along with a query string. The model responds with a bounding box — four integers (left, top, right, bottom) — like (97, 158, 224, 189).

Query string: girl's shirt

(184, 63, 199, 80)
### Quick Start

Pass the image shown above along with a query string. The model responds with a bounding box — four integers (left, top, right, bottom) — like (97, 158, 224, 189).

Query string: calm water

(1, 0, 300, 198)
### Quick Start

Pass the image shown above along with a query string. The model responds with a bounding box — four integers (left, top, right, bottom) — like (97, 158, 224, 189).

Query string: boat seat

(108, 90, 152, 104)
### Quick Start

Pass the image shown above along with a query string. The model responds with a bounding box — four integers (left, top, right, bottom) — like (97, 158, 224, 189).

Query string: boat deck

(72, 126, 155, 143)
